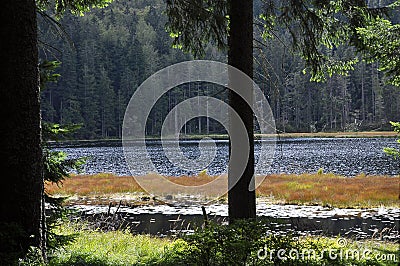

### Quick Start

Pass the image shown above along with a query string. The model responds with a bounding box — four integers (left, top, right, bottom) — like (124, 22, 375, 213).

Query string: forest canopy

(39, 0, 400, 139)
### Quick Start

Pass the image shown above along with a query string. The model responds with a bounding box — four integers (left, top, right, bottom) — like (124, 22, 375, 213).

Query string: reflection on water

(52, 138, 399, 176)
(71, 203, 400, 241)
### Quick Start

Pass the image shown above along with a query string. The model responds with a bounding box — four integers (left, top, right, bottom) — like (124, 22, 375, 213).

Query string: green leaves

(384, 121, 400, 160)
(42, 122, 86, 250)
(180, 219, 269, 265)
(308, 57, 359, 83)
(389, 121, 400, 133)
(165, 0, 228, 58)
(356, 17, 400, 86)
(39, 60, 61, 90)
(166, 0, 399, 83)
(260, 0, 388, 83)
(39, 56, 86, 251)
(36, 0, 113, 18)
(42, 122, 83, 142)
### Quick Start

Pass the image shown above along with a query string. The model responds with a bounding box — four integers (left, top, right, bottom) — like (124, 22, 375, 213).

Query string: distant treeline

(39, 0, 400, 139)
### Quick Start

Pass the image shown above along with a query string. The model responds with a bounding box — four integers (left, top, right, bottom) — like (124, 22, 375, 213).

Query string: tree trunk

(361, 62, 365, 121)
(0, 1, 45, 263)
(228, 0, 256, 221)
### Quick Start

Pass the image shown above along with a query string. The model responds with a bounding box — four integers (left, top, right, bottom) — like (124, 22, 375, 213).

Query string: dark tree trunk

(0, 0, 45, 263)
(228, 0, 256, 221)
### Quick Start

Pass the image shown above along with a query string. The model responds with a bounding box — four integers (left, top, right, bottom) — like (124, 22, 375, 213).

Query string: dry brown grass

(257, 173, 400, 207)
(166, 174, 218, 186)
(45, 173, 145, 196)
(46, 172, 399, 207)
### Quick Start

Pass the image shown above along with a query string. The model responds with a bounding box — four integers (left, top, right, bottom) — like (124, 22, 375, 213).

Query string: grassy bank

(264, 131, 398, 138)
(46, 131, 397, 145)
(46, 173, 399, 208)
(47, 223, 178, 265)
(42, 222, 399, 266)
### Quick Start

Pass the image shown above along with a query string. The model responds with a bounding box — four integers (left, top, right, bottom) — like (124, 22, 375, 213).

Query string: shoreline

(67, 200, 400, 241)
(45, 131, 398, 145)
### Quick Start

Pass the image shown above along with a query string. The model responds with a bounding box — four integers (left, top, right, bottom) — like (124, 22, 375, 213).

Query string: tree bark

(0, 0, 44, 263)
(228, 0, 256, 221)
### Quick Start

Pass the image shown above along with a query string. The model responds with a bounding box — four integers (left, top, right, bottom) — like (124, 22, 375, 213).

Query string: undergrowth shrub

(171, 219, 306, 265)
(168, 219, 399, 266)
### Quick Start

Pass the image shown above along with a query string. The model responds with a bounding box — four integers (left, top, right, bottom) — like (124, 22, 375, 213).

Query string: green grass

(45, 222, 399, 266)
(48, 223, 185, 266)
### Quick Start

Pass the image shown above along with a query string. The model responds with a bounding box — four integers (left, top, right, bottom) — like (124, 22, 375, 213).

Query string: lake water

(72, 203, 400, 241)
(51, 137, 399, 176)
(55, 138, 399, 240)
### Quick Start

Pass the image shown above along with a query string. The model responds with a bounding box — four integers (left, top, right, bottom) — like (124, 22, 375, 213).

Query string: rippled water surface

(52, 137, 399, 176)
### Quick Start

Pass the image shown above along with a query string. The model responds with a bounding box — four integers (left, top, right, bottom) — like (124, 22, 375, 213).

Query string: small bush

(173, 220, 400, 266)
(174, 219, 307, 265)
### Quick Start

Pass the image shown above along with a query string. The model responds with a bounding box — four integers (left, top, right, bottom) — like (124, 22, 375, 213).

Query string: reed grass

(45, 172, 399, 208)
(46, 173, 145, 196)
(257, 173, 399, 207)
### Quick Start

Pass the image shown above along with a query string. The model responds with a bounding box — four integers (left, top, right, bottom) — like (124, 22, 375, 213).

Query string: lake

(51, 137, 399, 176)
(55, 137, 399, 240)
(72, 203, 399, 240)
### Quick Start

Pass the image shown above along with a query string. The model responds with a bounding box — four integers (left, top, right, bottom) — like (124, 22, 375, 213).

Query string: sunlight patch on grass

(49, 223, 178, 266)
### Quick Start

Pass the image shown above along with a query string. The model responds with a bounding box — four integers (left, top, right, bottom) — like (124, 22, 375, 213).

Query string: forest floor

(46, 172, 400, 208)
